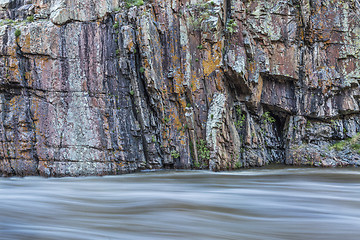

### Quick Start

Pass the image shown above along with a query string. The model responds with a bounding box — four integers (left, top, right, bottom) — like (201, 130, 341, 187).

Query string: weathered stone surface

(1, 0, 360, 176)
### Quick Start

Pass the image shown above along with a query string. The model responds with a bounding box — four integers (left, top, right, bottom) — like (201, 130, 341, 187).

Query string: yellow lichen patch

(24, 71, 31, 80)
(298, 28, 305, 41)
(21, 33, 31, 53)
(31, 99, 40, 121)
(179, 97, 187, 110)
(162, 130, 169, 140)
(39, 161, 48, 169)
(172, 54, 180, 65)
(165, 107, 182, 136)
(115, 162, 125, 168)
(172, 111, 181, 130)
(7, 44, 17, 56)
(173, 69, 185, 94)
(190, 72, 198, 92)
(127, 40, 134, 52)
(25, 71, 35, 86)
(142, 58, 151, 82)
(202, 45, 221, 77)
(248, 60, 256, 74)
(8, 95, 20, 107)
(162, 141, 169, 148)
(142, 58, 150, 72)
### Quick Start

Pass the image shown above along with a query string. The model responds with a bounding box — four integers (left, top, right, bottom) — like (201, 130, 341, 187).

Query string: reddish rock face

(0, 0, 360, 176)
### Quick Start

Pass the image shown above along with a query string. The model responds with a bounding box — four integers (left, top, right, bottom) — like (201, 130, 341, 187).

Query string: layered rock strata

(0, 0, 360, 176)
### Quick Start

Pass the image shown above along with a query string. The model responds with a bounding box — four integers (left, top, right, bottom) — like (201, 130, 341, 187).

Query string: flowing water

(1, 167, 360, 240)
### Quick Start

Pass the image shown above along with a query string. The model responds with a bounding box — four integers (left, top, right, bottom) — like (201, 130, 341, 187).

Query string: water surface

(1, 167, 360, 239)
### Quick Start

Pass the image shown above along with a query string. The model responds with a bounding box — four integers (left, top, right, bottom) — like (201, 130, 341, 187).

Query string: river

(1, 167, 360, 239)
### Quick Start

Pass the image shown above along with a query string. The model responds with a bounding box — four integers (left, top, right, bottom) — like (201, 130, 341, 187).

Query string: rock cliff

(1, 0, 360, 176)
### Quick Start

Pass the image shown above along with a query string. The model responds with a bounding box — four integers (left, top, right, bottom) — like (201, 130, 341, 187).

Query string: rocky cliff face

(0, 0, 360, 176)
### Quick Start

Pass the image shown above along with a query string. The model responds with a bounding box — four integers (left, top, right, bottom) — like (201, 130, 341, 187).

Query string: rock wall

(0, 0, 360, 176)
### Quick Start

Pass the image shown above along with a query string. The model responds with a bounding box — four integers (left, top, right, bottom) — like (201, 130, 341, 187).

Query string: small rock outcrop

(1, 0, 360, 176)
